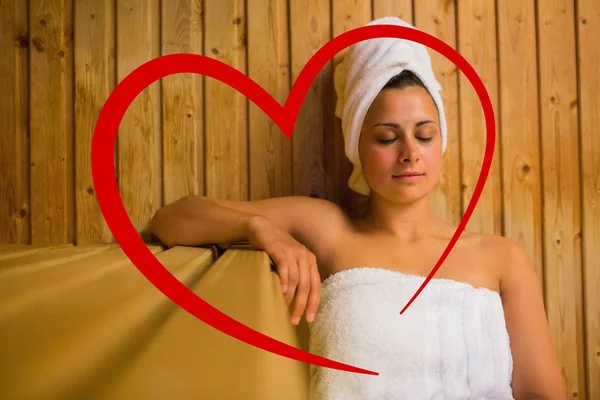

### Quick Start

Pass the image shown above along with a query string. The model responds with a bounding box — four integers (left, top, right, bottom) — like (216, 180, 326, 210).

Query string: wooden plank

(0, 0, 30, 244)
(0, 244, 74, 262)
(0, 245, 163, 322)
(97, 248, 308, 400)
(496, 1, 544, 283)
(116, 0, 161, 241)
(289, 0, 330, 199)
(0, 246, 213, 399)
(328, 0, 372, 217)
(456, 0, 502, 235)
(29, 0, 75, 244)
(74, 0, 116, 244)
(247, 0, 292, 199)
(537, 0, 586, 397)
(414, 0, 462, 226)
(288, 0, 331, 350)
(204, 0, 248, 200)
(373, 0, 412, 22)
(161, 0, 205, 205)
(576, 0, 600, 396)
(0, 244, 117, 274)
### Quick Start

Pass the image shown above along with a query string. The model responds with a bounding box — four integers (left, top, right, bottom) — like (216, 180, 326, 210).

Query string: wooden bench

(0, 244, 311, 399)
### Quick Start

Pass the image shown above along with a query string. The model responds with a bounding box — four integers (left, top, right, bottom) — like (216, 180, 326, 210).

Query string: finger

(272, 249, 289, 294)
(291, 254, 311, 325)
(305, 261, 322, 323)
(284, 251, 299, 307)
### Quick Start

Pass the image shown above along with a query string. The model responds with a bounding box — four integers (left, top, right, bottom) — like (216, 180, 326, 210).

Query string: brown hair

(383, 70, 427, 90)
(382, 70, 437, 110)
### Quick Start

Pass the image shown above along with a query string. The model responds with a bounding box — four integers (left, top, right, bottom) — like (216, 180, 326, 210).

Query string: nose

(398, 138, 420, 163)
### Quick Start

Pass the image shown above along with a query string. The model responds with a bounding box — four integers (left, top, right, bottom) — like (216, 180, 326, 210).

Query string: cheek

(362, 148, 397, 172)
(420, 147, 443, 175)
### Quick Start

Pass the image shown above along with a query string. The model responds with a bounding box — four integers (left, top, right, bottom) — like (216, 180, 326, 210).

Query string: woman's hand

(248, 216, 322, 325)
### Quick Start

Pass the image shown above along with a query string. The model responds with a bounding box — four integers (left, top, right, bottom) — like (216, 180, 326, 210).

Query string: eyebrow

(372, 120, 437, 129)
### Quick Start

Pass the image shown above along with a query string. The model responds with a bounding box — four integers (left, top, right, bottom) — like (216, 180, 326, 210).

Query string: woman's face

(358, 85, 443, 204)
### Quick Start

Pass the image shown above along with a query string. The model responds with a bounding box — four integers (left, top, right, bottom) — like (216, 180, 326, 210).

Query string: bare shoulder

(475, 233, 537, 294)
(460, 232, 530, 276)
(459, 230, 543, 300)
(452, 231, 538, 293)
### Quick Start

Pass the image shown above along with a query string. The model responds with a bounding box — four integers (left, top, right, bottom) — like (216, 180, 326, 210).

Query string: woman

(150, 17, 564, 400)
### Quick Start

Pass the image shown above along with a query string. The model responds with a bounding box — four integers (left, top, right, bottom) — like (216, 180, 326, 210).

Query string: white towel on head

(308, 267, 514, 399)
(334, 17, 448, 196)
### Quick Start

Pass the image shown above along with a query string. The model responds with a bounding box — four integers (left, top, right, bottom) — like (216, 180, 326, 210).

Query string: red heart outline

(92, 25, 495, 375)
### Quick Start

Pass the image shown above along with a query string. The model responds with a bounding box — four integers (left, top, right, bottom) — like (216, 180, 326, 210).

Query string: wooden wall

(0, 0, 598, 398)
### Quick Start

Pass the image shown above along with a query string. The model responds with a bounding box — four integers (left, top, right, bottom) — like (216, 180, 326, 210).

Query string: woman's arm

(149, 195, 260, 248)
(149, 194, 346, 325)
(496, 237, 566, 400)
(149, 194, 346, 249)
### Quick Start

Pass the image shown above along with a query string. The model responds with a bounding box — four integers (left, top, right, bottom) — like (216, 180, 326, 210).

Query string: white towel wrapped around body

(334, 17, 448, 196)
(308, 267, 514, 400)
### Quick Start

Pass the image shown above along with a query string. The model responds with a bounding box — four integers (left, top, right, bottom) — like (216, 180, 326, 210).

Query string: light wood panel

(289, 0, 330, 198)
(328, 0, 372, 217)
(29, 0, 74, 244)
(161, 0, 205, 205)
(0, 0, 30, 244)
(116, 0, 161, 241)
(576, 0, 600, 397)
(496, 1, 543, 284)
(204, 0, 248, 200)
(456, 0, 502, 235)
(0, 2, 598, 397)
(247, 0, 293, 199)
(373, 0, 412, 22)
(537, 0, 586, 397)
(75, 0, 115, 244)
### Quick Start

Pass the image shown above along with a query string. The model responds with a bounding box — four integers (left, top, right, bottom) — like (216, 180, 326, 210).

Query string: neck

(359, 193, 441, 241)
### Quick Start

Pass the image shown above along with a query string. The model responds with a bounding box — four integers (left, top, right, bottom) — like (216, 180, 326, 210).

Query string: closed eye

(378, 137, 433, 144)
(378, 138, 396, 144)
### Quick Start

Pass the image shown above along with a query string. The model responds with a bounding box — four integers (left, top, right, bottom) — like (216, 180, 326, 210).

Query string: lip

(393, 173, 424, 181)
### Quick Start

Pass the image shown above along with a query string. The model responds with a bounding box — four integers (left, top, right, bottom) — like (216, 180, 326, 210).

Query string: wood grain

(74, 0, 115, 244)
(372, 0, 412, 22)
(116, 0, 161, 241)
(537, 0, 586, 397)
(204, 0, 248, 200)
(329, 0, 372, 217)
(247, 0, 292, 199)
(576, 0, 600, 396)
(496, 1, 544, 284)
(289, 0, 330, 198)
(0, 0, 30, 244)
(414, 0, 461, 226)
(161, 0, 204, 205)
(29, 0, 75, 244)
(0, 2, 599, 396)
(456, 0, 502, 235)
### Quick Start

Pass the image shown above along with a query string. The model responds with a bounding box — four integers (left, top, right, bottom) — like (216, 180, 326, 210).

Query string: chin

(391, 192, 429, 205)
(375, 185, 430, 205)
